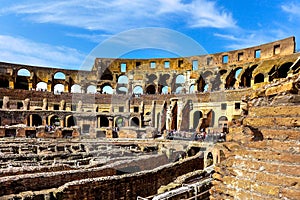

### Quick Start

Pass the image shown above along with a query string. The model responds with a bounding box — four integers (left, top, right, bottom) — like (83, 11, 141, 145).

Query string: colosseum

(0, 36, 299, 199)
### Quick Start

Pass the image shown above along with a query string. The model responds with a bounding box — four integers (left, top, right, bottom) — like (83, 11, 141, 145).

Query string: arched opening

(36, 82, 47, 91)
(146, 84, 156, 94)
(28, 114, 42, 126)
(71, 84, 82, 93)
(158, 74, 170, 94)
(206, 152, 213, 167)
(54, 84, 64, 94)
(175, 86, 183, 94)
(15, 69, 30, 90)
(207, 110, 215, 127)
(189, 84, 195, 93)
(130, 117, 140, 127)
(87, 85, 97, 94)
(170, 102, 178, 130)
(49, 115, 60, 126)
(193, 111, 203, 130)
(0, 77, 9, 88)
(161, 86, 168, 94)
(101, 69, 113, 80)
(118, 75, 129, 84)
(175, 74, 185, 84)
(218, 116, 228, 129)
(102, 85, 113, 94)
(220, 150, 226, 162)
(54, 72, 66, 80)
(197, 76, 206, 92)
(116, 86, 128, 94)
(278, 62, 293, 78)
(240, 65, 257, 88)
(225, 68, 242, 89)
(100, 116, 109, 127)
(66, 116, 76, 127)
(254, 73, 264, 83)
(115, 117, 124, 128)
(133, 85, 143, 94)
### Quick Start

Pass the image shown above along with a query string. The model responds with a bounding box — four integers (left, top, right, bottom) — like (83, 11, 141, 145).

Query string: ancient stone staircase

(210, 75, 300, 200)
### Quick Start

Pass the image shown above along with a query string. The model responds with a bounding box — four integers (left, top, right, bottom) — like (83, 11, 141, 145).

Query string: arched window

(161, 86, 168, 94)
(17, 69, 30, 76)
(189, 85, 195, 94)
(54, 72, 66, 80)
(71, 84, 82, 93)
(146, 84, 156, 94)
(36, 82, 47, 91)
(133, 86, 143, 94)
(54, 84, 64, 94)
(193, 111, 203, 130)
(87, 85, 97, 94)
(130, 117, 140, 127)
(254, 73, 264, 83)
(118, 75, 129, 84)
(175, 74, 185, 84)
(15, 69, 30, 90)
(102, 85, 113, 94)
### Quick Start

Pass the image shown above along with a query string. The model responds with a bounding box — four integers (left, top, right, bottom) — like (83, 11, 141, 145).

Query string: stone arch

(158, 74, 170, 94)
(133, 85, 143, 94)
(66, 115, 76, 127)
(197, 76, 207, 92)
(54, 72, 66, 80)
(115, 116, 125, 127)
(130, 117, 140, 127)
(206, 152, 214, 167)
(175, 74, 185, 84)
(53, 72, 66, 80)
(193, 111, 203, 130)
(175, 86, 183, 94)
(54, 84, 64, 94)
(100, 116, 109, 127)
(27, 114, 42, 126)
(101, 69, 113, 80)
(15, 68, 30, 90)
(146, 84, 156, 94)
(207, 110, 215, 127)
(0, 77, 9, 88)
(161, 86, 169, 94)
(117, 75, 128, 84)
(36, 82, 47, 91)
(254, 73, 264, 83)
(218, 116, 228, 128)
(225, 67, 242, 89)
(49, 115, 60, 126)
(71, 84, 82, 93)
(116, 86, 128, 94)
(87, 85, 97, 94)
(189, 84, 195, 93)
(278, 62, 293, 78)
(240, 64, 258, 88)
(101, 83, 113, 94)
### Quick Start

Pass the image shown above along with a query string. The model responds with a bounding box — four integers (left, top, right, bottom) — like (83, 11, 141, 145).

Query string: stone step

(248, 105, 300, 117)
(260, 128, 300, 141)
(243, 117, 300, 128)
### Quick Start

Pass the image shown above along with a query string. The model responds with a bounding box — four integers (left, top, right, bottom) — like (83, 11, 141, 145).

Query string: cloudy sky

(0, 0, 299, 69)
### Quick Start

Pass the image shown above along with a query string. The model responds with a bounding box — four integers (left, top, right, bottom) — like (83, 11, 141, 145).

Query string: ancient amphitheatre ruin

(0, 36, 299, 199)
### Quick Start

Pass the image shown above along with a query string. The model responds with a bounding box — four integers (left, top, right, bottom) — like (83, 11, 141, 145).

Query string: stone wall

(210, 74, 300, 200)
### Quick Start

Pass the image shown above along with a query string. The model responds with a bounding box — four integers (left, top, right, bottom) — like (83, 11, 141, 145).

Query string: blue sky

(0, 0, 299, 70)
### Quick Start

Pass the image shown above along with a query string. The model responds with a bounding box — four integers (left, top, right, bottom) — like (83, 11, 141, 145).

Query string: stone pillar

(60, 118, 65, 127)
(9, 79, 14, 89)
(29, 115, 33, 127)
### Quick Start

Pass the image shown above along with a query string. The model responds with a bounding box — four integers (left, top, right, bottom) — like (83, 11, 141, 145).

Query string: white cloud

(281, 2, 300, 18)
(2, 0, 236, 32)
(0, 35, 85, 68)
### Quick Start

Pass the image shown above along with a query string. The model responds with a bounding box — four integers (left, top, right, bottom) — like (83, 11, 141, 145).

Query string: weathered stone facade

(0, 36, 299, 138)
(210, 73, 300, 200)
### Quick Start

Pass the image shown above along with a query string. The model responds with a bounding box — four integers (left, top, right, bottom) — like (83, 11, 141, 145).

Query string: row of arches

(26, 114, 141, 129)
(2, 62, 298, 94)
